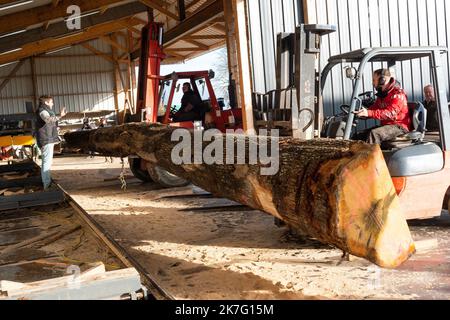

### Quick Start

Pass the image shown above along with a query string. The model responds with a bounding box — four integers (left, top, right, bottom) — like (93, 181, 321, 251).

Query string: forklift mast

(136, 23, 165, 123)
(253, 24, 335, 139)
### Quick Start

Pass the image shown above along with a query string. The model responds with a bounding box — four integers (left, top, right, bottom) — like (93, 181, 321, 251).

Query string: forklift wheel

(147, 164, 190, 188)
(129, 157, 153, 182)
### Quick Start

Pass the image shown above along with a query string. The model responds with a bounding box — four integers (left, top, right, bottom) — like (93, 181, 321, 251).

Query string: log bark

(64, 123, 416, 268)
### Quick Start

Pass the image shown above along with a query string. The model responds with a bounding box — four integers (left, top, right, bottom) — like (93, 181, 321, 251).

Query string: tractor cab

(321, 47, 450, 219)
(153, 70, 242, 131)
(156, 71, 213, 126)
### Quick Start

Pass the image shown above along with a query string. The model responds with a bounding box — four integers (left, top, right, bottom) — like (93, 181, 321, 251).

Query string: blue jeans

(40, 143, 55, 189)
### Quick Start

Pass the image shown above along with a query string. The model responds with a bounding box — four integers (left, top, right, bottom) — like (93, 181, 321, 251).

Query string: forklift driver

(354, 69, 411, 144)
(172, 82, 203, 122)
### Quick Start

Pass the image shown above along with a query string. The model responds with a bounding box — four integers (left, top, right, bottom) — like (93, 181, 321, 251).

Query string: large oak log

(64, 123, 415, 268)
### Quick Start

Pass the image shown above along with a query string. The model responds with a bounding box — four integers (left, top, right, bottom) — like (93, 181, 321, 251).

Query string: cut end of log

(330, 143, 415, 268)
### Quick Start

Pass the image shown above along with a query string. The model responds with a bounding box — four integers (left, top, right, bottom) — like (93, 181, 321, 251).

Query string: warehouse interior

(1, 0, 450, 301)
(0, 0, 231, 116)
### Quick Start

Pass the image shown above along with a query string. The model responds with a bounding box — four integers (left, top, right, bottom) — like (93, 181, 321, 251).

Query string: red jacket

(367, 82, 412, 132)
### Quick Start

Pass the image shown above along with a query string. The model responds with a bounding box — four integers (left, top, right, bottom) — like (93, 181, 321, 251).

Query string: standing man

(35, 96, 66, 189)
(423, 85, 440, 132)
(354, 69, 412, 144)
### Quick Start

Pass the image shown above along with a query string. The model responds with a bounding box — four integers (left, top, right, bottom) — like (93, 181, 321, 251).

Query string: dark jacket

(35, 105, 59, 148)
(423, 100, 440, 131)
(180, 90, 201, 113)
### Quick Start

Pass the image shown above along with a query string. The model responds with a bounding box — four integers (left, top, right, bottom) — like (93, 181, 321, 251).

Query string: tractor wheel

(146, 164, 189, 188)
(129, 157, 153, 182)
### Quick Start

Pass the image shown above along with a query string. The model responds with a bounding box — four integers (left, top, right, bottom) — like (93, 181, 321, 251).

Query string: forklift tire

(129, 157, 153, 182)
(147, 164, 190, 188)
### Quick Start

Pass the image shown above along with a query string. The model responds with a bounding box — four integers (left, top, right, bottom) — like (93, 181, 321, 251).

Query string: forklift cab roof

(326, 46, 448, 64)
(321, 46, 450, 147)
(322, 46, 448, 91)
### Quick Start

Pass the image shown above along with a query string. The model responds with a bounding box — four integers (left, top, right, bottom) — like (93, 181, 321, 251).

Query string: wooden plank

(183, 39, 209, 50)
(0, 17, 143, 66)
(164, 50, 186, 59)
(0, 0, 128, 35)
(0, 190, 65, 211)
(230, 0, 254, 132)
(112, 33, 133, 115)
(0, 263, 105, 294)
(100, 35, 128, 53)
(111, 35, 121, 117)
(166, 47, 205, 52)
(131, 0, 224, 61)
(30, 57, 37, 110)
(139, 0, 180, 21)
(81, 44, 115, 63)
(127, 30, 136, 113)
(165, 1, 223, 44)
(178, 0, 186, 21)
(184, 35, 225, 40)
(123, 25, 142, 37)
(1, 266, 137, 297)
(210, 22, 227, 34)
(0, 225, 80, 256)
(188, 0, 218, 16)
(302, 0, 317, 24)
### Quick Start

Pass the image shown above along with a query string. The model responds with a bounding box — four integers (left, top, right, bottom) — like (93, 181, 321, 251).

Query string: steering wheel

(359, 91, 376, 107)
(169, 106, 178, 117)
(359, 91, 374, 98)
(339, 104, 351, 115)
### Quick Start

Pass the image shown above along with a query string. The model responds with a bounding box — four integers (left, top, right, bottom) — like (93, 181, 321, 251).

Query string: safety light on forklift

(392, 177, 407, 196)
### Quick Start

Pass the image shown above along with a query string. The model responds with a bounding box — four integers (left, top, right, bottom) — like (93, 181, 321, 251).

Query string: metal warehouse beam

(0, 17, 142, 66)
(0, 2, 147, 55)
(0, 0, 129, 36)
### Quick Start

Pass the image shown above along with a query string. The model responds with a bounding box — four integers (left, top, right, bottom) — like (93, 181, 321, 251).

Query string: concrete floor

(52, 155, 450, 299)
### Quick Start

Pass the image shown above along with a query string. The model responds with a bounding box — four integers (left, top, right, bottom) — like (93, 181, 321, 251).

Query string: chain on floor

(119, 158, 127, 191)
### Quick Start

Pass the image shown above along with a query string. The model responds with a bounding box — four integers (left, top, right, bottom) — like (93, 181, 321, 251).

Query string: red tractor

(129, 23, 242, 187)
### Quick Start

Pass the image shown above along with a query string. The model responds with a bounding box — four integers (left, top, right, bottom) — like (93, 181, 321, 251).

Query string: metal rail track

(58, 184, 175, 300)
(1, 160, 174, 300)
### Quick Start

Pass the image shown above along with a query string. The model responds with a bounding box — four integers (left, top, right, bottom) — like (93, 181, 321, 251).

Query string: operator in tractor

(423, 84, 440, 131)
(172, 82, 203, 122)
(354, 69, 411, 144)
